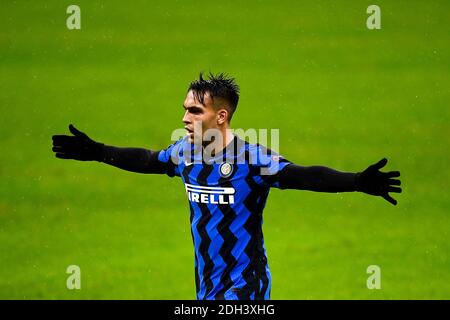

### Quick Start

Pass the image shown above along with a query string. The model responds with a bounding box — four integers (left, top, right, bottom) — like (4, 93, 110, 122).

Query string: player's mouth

(185, 127, 194, 136)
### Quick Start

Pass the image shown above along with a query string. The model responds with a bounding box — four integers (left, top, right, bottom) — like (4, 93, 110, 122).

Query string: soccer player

(51, 73, 401, 300)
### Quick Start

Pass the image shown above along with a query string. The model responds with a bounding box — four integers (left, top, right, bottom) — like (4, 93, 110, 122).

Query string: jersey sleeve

(249, 144, 292, 188)
(157, 138, 184, 177)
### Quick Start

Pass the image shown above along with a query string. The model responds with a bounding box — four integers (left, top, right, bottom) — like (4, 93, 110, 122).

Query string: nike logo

(184, 161, 193, 166)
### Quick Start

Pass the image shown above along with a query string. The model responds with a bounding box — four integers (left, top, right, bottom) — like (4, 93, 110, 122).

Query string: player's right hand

(52, 124, 104, 161)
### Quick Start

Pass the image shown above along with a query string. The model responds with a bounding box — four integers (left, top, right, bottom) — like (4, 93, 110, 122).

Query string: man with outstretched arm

(52, 73, 401, 300)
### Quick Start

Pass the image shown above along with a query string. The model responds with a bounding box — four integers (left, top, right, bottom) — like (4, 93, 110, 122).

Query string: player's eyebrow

(183, 104, 204, 110)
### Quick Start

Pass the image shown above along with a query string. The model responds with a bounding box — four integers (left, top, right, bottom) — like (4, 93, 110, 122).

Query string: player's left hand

(356, 158, 402, 205)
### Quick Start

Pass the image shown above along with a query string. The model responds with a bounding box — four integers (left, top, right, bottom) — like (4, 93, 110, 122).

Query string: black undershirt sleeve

(98, 144, 167, 174)
(278, 163, 357, 192)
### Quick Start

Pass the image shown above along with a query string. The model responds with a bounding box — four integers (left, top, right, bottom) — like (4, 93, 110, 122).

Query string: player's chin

(188, 134, 203, 145)
(186, 134, 195, 144)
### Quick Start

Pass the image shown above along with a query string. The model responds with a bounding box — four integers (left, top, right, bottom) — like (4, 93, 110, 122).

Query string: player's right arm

(51, 124, 169, 174)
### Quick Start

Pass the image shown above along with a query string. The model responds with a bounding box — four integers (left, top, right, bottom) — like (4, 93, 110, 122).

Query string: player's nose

(182, 110, 191, 125)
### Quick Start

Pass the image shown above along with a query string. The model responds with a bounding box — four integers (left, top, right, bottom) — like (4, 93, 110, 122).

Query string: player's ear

(217, 109, 228, 125)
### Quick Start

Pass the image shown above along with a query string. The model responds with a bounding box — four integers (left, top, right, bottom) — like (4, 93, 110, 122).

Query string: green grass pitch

(0, 0, 449, 299)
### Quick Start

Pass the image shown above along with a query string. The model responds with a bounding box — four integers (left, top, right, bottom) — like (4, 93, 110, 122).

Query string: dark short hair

(188, 72, 240, 122)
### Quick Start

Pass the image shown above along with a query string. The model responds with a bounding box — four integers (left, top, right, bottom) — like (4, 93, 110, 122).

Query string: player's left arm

(278, 158, 402, 205)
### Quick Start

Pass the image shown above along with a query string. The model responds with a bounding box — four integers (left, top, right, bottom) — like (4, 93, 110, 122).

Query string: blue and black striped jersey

(158, 135, 291, 300)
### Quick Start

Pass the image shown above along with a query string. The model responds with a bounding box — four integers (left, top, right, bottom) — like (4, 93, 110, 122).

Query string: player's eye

(189, 108, 202, 114)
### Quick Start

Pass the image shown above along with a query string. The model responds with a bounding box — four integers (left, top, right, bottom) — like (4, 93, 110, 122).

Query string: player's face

(182, 90, 220, 144)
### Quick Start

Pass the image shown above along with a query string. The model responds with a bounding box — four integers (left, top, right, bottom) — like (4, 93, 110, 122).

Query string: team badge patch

(219, 162, 233, 178)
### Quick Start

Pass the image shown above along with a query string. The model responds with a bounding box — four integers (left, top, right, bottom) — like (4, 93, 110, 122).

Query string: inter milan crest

(219, 162, 233, 178)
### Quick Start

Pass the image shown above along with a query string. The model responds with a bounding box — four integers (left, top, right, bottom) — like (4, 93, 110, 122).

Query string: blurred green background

(0, 0, 449, 299)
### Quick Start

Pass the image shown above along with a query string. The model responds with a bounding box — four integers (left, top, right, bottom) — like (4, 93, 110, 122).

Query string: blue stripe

(194, 164, 216, 299)
(227, 165, 252, 291)
(186, 164, 207, 299)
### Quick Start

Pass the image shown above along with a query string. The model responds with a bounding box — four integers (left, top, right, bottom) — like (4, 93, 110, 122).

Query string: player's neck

(202, 127, 234, 157)
(222, 127, 234, 148)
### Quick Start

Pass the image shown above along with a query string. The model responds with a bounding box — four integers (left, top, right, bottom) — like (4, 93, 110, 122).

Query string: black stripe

(255, 224, 270, 300)
(214, 162, 239, 300)
(181, 162, 200, 296)
(195, 163, 215, 299)
(236, 151, 259, 299)
(241, 145, 271, 300)
(194, 253, 200, 297)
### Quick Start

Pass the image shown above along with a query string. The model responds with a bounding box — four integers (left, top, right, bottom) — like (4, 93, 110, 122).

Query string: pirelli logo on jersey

(185, 183, 235, 205)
